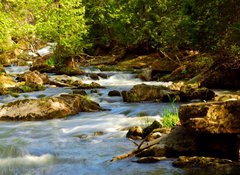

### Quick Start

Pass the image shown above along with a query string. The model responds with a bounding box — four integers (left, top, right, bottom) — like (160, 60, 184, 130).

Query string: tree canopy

(0, 0, 239, 58)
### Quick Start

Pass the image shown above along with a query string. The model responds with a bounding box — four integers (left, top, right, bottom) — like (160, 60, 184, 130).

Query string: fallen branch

(128, 138, 139, 147)
(159, 50, 181, 66)
(110, 137, 162, 162)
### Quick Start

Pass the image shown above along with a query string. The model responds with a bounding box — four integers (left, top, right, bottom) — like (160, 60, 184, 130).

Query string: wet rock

(180, 86, 215, 101)
(173, 156, 240, 173)
(143, 120, 163, 137)
(90, 89, 98, 93)
(134, 156, 166, 163)
(89, 73, 99, 80)
(0, 94, 102, 121)
(55, 67, 85, 76)
(179, 100, 240, 134)
(97, 73, 108, 79)
(137, 126, 198, 158)
(0, 74, 16, 89)
(122, 84, 176, 103)
(146, 132, 162, 141)
(138, 69, 152, 81)
(20, 70, 44, 87)
(72, 90, 87, 96)
(93, 131, 104, 136)
(108, 90, 121, 97)
(126, 126, 143, 140)
(0, 64, 6, 74)
(214, 94, 240, 101)
(75, 82, 105, 89)
(40, 73, 49, 84)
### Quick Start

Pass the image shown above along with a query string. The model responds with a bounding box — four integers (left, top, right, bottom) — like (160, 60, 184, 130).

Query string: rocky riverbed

(0, 60, 239, 175)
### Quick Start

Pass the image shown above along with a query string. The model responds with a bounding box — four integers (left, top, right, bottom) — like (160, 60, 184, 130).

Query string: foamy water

(0, 66, 191, 175)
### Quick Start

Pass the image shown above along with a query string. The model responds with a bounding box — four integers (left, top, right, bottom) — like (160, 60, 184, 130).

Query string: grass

(161, 98, 180, 128)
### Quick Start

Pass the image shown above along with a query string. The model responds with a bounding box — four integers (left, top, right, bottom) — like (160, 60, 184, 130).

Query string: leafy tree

(36, 0, 88, 59)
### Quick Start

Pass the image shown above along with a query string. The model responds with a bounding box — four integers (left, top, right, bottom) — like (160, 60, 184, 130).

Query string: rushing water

(0, 66, 231, 175)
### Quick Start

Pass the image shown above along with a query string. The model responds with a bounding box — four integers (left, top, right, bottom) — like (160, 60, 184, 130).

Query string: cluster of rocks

(122, 83, 215, 102)
(0, 70, 48, 95)
(125, 99, 240, 172)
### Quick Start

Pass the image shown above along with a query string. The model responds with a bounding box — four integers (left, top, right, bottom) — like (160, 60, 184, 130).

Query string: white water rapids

(0, 66, 206, 175)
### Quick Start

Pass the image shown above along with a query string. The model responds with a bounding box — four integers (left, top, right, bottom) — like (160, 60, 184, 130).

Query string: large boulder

(137, 126, 198, 158)
(199, 58, 240, 89)
(0, 94, 102, 121)
(179, 100, 240, 134)
(122, 84, 177, 102)
(137, 126, 239, 160)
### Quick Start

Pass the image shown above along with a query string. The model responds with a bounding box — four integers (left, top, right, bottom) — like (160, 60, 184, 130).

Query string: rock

(143, 120, 163, 137)
(93, 131, 104, 136)
(179, 100, 240, 134)
(214, 94, 240, 102)
(0, 94, 102, 121)
(40, 73, 49, 84)
(126, 126, 143, 140)
(21, 70, 44, 87)
(56, 67, 85, 76)
(117, 53, 178, 71)
(146, 132, 162, 141)
(0, 64, 6, 73)
(137, 126, 198, 158)
(0, 74, 16, 89)
(72, 90, 87, 96)
(89, 55, 117, 65)
(173, 156, 240, 173)
(122, 84, 177, 102)
(199, 59, 240, 89)
(108, 90, 121, 97)
(138, 69, 152, 81)
(180, 86, 215, 101)
(134, 157, 166, 163)
(89, 73, 99, 80)
(97, 73, 108, 79)
(76, 82, 104, 89)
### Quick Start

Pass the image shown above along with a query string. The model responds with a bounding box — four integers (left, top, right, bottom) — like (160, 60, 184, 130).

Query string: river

(0, 65, 223, 175)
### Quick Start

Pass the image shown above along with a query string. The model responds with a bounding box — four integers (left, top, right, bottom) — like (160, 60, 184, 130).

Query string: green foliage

(161, 100, 179, 128)
(0, 0, 239, 59)
(10, 93, 20, 98)
(45, 57, 56, 67)
(36, 0, 88, 58)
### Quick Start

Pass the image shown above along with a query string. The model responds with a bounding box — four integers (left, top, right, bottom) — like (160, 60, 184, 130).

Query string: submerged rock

(173, 156, 240, 174)
(0, 94, 102, 121)
(179, 100, 240, 134)
(89, 73, 99, 80)
(108, 90, 121, 97)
